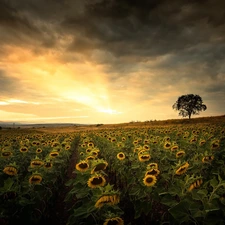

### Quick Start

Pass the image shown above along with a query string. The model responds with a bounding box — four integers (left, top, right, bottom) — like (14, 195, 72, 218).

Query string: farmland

(1, 116, 225, 225)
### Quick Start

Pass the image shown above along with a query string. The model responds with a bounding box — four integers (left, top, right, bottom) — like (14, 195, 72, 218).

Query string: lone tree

(173, 94, 207, 119)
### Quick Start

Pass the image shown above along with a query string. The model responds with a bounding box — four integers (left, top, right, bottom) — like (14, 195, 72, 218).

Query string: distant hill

(1, 115, 225, 130)
(0, 122, 88, 129)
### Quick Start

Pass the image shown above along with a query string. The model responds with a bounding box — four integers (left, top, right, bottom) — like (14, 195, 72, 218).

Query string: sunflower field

(66, 123, 225, 225)
(0, 130, 79, 225)
(1, 121, 225, 225)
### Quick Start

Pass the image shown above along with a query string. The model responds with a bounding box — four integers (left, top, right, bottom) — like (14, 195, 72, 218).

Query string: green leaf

(2, 178, 14, 191)
(76, 190, 90, 199)
(129, 186, 141, 197)
(160, 194, 178, 207)
(168, 200, 190, 223)
(197, 189, 208, 198)
(210, 176, 218, 188)
(218, 174, 223, 183)
(134, 200, 142, 219)
(204, 201, 220, 213)
(141, 200, 152, 215)
(73, 207, 90, 218)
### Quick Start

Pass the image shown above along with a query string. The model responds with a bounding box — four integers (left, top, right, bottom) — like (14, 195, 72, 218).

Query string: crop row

(66, 124, 225, 225)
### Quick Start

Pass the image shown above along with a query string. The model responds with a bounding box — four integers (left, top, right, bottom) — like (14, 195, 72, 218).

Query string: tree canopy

(172, 94, 207, 119)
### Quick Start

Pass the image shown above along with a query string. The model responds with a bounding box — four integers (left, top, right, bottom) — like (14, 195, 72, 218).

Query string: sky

(0, 0, 225, 124)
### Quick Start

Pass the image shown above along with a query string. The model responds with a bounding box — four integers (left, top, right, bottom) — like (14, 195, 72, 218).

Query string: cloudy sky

(0, 0, 225, 124)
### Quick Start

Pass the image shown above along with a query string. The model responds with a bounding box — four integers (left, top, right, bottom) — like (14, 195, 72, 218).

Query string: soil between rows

(43, 142, 79, 225)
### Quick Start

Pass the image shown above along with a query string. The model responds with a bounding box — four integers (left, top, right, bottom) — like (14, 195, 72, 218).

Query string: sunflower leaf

(168, 200, 190, 223)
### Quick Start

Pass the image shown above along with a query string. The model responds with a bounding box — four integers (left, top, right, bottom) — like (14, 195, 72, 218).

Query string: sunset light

(0, 0, 224, 124)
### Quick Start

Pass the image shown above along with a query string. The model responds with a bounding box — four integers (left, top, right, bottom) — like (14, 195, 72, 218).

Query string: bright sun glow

(97, 108, 122, 115)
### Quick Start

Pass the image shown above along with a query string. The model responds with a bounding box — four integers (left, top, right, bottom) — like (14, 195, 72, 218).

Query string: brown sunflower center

(31, 161, 42, 166)
(177, 152, 184, 156)
(45, 163, 52, 168)
(2, 152, 11, 156)
(107, 220, 119, 225)
(147, 169, 158, 175)
(146, 177, 154, 183)
(79, 163, 88, 169)
(212, 143, 219, 148)
(91, 177, 104, 185)
(93, 163, 106, 172)
(31, 176, 42, 182)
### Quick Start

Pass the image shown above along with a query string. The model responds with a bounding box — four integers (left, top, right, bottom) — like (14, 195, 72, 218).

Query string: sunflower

(164, 136, 170, 142)
(29, 173, 42, 185)
(64, 144, 71, 150)
(3, 166, 18, 176)
(91, 151, 99, 157)
(103, 217, 124, 225)
(44, 162, 53, 169)
(202, 156, 214, 163)
(1, 151, 12, 158)
(171, 145, 179, 151)
(189, 138, 197, 143)
(138, 149, 147, 156)
(199, 140, 206, 146)
(133, 140, 138, 145)
(79, 152, 84, 156)
(30, 159, 44, 168)
(211, 140, 220, 150)
(60, 142, 66, 148)
(86, 148, 92, 153)
(95, 194, 120, 208)
(133, 146, 142, 153)
(147, 163, 158, 170)
(145, 168, 160, 177)
(117, 142, 124, 148)
(143, 145, 150, 150)
(49, 151, 59, 158)
(188, 179, 203, 192)
(143, 175, 157, 187)
(175, 162, 189, 175)
(91, 159, 108, 174)
(164, 142, 171, 149)
(20, 146, 28, 153)
(111, 138, 117, 142)
(117, 152, 125, 160)
(88, 142, 94, 148)
(36, 148, 42, 154)
(86, 155, 96, 161)
(75, 160, 89, 172)
(87, 174, 106, 188)
(138, 154, 151, 162)
(176, 151, 185, 158)
(51, 141, 60, 147)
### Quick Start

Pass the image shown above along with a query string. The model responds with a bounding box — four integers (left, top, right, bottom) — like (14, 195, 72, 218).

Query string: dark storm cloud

(59, 0, 225, 78)
(1, 0, 225, 74)
(68, 0, 225, 56)
(0, 0, 61, 50)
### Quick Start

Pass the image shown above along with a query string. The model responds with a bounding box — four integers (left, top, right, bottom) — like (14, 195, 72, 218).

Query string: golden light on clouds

(0, 0, 224, 124)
